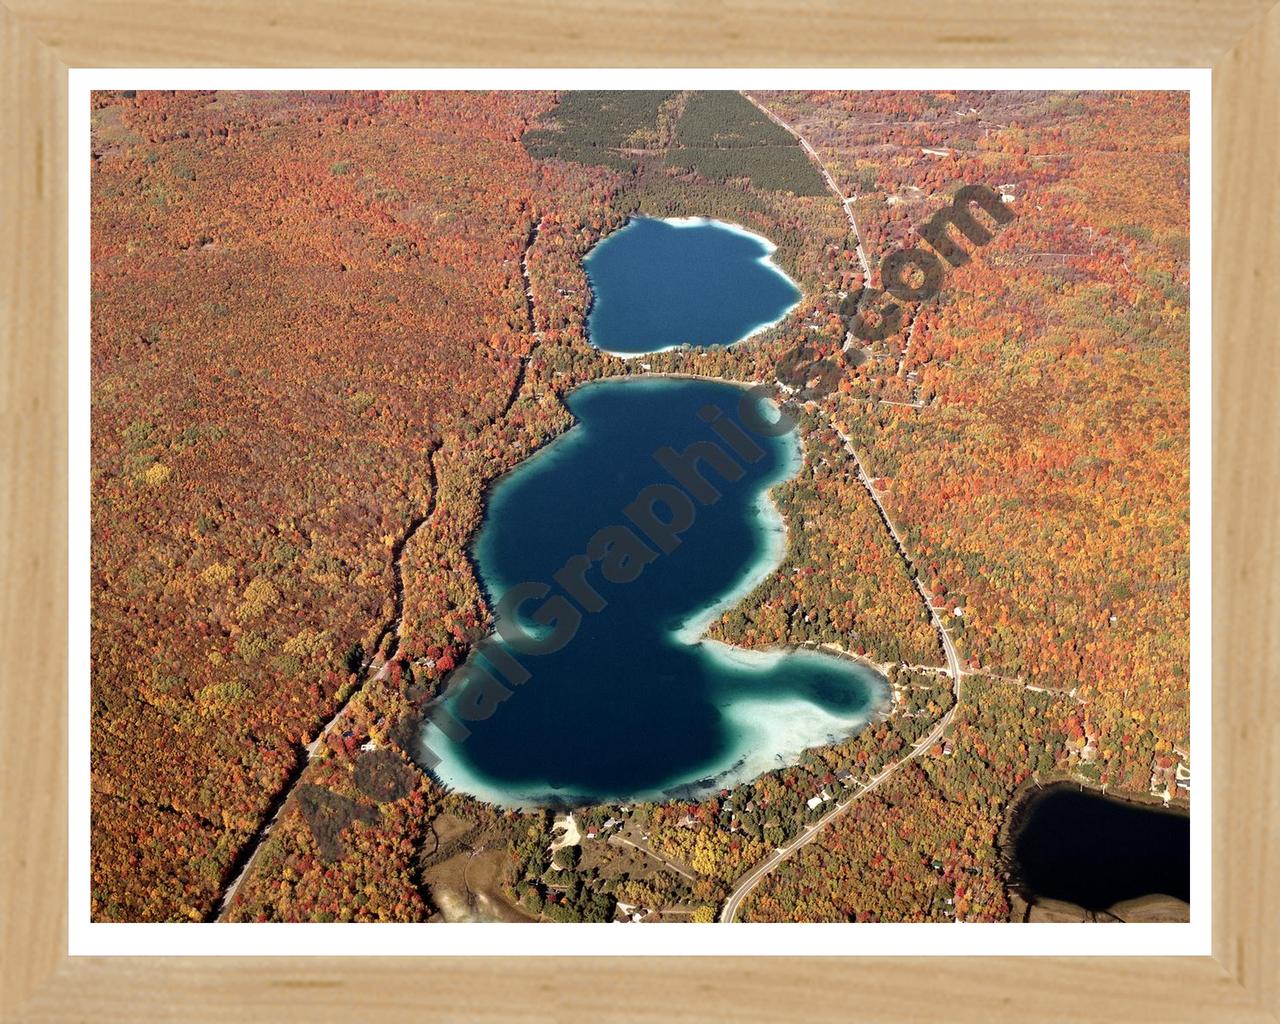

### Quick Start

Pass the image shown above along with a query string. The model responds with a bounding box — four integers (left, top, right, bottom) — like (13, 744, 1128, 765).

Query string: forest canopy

(89, 88, 1190, 926)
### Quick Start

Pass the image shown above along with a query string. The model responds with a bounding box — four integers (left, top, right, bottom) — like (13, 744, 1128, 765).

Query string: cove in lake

(584, 217, 802, 356)
(417, 377, 887, 807)
(1009, 784, 1190, 911)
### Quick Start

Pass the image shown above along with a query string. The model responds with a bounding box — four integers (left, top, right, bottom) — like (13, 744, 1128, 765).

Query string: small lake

(1009, 784, 1190, 910)
(416, 377, 887, 807)
(584, 217, 801, 356)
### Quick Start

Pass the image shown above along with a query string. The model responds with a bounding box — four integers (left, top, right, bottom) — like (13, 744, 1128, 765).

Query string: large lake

(583, 217, 801, 356)
(417, 377, 887, 807)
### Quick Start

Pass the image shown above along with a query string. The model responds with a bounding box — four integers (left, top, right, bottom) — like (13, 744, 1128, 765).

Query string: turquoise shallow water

(583, 217, 801, 355)
(418, 376, 887, 807)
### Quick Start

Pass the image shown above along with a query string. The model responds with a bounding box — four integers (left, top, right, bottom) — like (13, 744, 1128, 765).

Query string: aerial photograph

(88, 88, 1191, 926)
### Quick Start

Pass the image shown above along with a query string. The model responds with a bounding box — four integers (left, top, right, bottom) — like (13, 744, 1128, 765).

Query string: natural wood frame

(2, 3, 1276, 1020)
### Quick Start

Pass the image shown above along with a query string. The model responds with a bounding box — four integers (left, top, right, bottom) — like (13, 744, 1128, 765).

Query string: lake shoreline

(582, 215, 802, 358)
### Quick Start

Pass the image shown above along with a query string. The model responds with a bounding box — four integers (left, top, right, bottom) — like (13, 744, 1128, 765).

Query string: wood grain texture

(2, 0, 1277, 67)
(1, 0, 1276, 1020)
(1212, 4, 1280, 1014)
(0, 2, 68, 1016)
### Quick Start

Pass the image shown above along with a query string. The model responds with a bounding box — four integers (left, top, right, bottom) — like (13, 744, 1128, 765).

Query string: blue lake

(417, 377, 888, 807)
(583, 217, 801, 356)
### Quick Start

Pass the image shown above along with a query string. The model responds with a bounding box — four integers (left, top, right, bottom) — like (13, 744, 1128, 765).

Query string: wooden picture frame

(2, 2, 1275, 1019)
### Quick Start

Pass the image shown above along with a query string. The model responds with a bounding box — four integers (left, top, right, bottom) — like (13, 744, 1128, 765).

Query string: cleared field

(423, 847, 534, 924)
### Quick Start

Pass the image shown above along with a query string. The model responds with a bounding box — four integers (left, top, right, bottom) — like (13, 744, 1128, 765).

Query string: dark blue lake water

(584, 217, 801, 355)
(418, 377, 886, 807)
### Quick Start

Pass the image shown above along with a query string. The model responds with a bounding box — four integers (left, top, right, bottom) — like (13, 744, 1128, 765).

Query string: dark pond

(1010, 784, 1190, 910)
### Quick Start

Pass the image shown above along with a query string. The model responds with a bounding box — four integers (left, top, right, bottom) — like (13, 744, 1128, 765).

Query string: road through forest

(719, 93, 964, 923)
